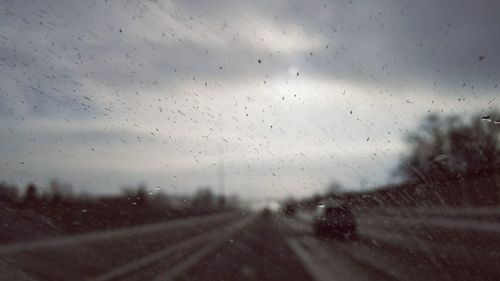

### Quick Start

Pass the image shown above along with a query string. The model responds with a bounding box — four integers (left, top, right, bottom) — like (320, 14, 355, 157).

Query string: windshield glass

(1, 0, 499, 280)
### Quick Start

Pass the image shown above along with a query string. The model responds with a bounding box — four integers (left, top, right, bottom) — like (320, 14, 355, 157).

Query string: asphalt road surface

(0, 210, 499, 281)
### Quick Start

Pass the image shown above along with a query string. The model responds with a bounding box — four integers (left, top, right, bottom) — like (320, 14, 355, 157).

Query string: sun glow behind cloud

(1, 0, 499, 198)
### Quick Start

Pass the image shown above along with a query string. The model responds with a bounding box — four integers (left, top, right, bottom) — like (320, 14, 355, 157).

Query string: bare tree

(396, 111, 500, 205)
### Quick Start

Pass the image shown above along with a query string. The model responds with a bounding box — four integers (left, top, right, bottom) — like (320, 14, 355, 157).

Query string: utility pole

(218, 152, 225, 207)
(218, 120, 226, 208)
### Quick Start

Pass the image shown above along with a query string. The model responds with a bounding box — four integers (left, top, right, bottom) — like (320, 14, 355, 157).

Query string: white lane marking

(358, 225, 499, 265)
(297, 209, 500, 234)
(287, 218, 414, 281)
(295, 214, 496, 274)
(287, 237, 374, 281)
(291, 214, 496, 280)
(358, 216, 500, 234)
(293, 214, 447, 256)
(331, 240, 418, 281)
(368, 207, 500, 217)
(88, 215, 255, 281)
(0, 212, 238, 255)
(280, 216, 311, 234)
(286, 238, 336, 281)
(153, 215, 255, 281)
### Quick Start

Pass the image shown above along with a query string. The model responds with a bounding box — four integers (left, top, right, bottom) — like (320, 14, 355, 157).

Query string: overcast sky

(1, 0, 499, 199)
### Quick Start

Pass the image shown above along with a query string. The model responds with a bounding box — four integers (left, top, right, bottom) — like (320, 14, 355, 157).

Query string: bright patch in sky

(0, 0, 499, 199)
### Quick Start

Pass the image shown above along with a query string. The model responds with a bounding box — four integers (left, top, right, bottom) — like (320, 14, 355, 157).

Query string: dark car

(313, 205, 357, 239)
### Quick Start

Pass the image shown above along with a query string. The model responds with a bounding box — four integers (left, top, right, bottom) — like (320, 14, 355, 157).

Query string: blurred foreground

(1, 203, 499, 281)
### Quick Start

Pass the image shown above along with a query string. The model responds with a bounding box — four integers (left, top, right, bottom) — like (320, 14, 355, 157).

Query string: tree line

(0, 180, 238, 243)
(298, 110, 500, 209)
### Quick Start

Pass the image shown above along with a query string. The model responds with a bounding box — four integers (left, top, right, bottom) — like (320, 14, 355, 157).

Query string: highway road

(0, 209, 499, 281)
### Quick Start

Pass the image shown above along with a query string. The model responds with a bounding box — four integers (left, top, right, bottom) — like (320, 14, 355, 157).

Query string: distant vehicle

(313, 204, 357, 239)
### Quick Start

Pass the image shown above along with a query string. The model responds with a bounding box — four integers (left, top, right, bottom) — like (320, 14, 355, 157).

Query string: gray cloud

(1, 0, 499, 198)
(4, 0, 499, 103)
